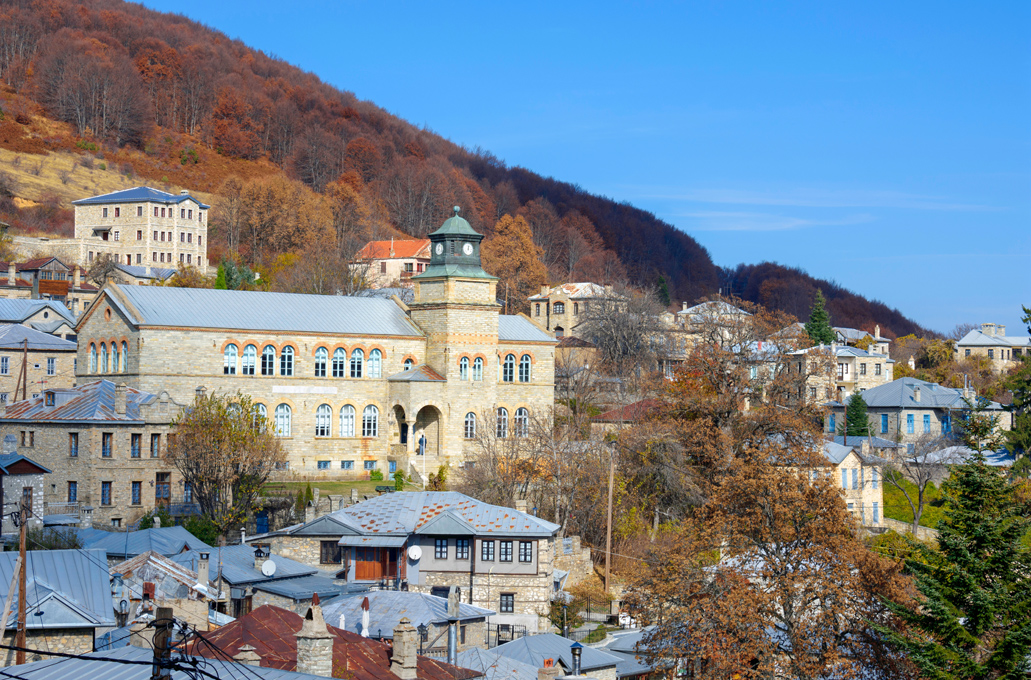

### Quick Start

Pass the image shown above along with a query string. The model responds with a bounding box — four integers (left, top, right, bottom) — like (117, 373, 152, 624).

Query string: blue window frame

(906, 414, 914, 434)
(880, 414, 888, 434)
(828, 414, 836, 433)
(67, 481, 77, 503)
(363, 460, 377, 470)
(873, 502, 879, 523)
(317, 461, 330, 470)
(341, 460, 354, 470)
(942, 415, 951, 434)
(132, 481, 141, 505)
(841, 469, 847, 489)
(101, 482, 111, 506)
(923, 414, 931, 434)
(389, 461, 397, 473)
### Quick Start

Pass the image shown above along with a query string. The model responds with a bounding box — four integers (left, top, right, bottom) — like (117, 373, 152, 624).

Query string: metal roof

(789, 344, 892, 360)
(918, 445, 1015, 467)
(0, 549, 115, 629)
(2, 380, 160, 423)
(493, 633, 622, 672)
(0, 323, 77, 351)
(455, 648, 540, 680)
(83, 526, 211, 559)
(528, 282, 608, 301)
(357, 239, 431, 260)
(428, 212, 479, 237)
(387, 364, 446, 382)
(114, 263, 176, 280)
(250, 574, 368, 601)
(103, 284, 424, 336)
(821, 441, 856, 466)
(956, 328, 1030, 348)
(678, 300, 751, 318)
(0, 452, 51, 474)
(832, 435, 900, 449)
(289, 491, 560, 539)
(843, 377, 1003, 411)
(172, 544, 316, 585)
(71, 186, 210, 209)
(337, 535, 410, 547)
(0, 298, 75, 325)
(321, 591, 494, 637)
(498, 316, 554, 343)
(0, 644, 328, 679)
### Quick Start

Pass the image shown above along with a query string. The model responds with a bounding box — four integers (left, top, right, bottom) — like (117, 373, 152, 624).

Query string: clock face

(435, 243, 443, 255)
(463, 242, 474, 255)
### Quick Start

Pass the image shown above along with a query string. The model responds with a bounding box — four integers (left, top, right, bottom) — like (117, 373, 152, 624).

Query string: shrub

(180, 148, 199, 165)
(369, 469, 384, 481)
(98, 162, 107, 171)
(74, 139, 98, 152)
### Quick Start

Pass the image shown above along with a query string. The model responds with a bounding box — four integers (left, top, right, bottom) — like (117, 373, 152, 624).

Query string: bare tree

(948, 322, 978, 341)
(881, 433, 962, 533)
(86, 253, 120, 286)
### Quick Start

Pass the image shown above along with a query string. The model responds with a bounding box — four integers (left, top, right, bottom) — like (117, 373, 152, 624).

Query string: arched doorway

(414, 405, 442, 458)
(393, 405, 408, 445)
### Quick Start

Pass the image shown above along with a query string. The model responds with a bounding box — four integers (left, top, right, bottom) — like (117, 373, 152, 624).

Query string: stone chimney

(296, 594, 334, 678)
(180, 189, 190, 196)
(254, 545, 269, 572)
(233, 645, 261, 667)
(913, 386, 921, 403)
(153, 515, 161, 528)
(2, 434, 15, 456)
(79, 505, 93, 528)
(515, 499, 527, 513)
(998, 325, 1006, 337)
(305, 501, 315, 524)
(197, 552, 210, 588)
(681, 301, 688, 312)
(604, 284, 613, 296)
(390, 617, 419, 680)
(538, 666, 564, 680)
(874, 324, 880, 339)
(115, 383, 127, 415)
(981, 323, 995, 336)
(6, 262, 14, 284)
(540, 284, 549, 296)
(72, 265, 81, 290)
(908, 356, 916, 370)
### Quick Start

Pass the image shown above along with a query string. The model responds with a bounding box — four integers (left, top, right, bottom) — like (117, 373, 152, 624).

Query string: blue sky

(144, 1, 1030, 335)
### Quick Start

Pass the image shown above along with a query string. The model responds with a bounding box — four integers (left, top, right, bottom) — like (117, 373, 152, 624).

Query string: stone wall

(553, 536, 594, 587)
(73, 199, 209, 270)
(0, 347, 76, 404)
(0, 472, 44, 534)
(0, 628, 93, 666)
(252, 590, 311, 615)
(882, 517, 939, 543)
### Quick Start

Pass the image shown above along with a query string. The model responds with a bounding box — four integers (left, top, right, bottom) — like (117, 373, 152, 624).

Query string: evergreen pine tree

(843, 392, 871, 436)
(1004, 306, 1031, 457)
(656, 275, 671, 307)
(214, 263, 227, 289)
(881, 452, 1031, 677)
(804, 289, 835, 345)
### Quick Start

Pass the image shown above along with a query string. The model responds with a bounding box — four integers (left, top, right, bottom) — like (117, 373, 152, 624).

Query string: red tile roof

(593, 398, 662, 423)
(0, 278, 31, 287)
(357, 240, 431, 260)
(191, 605, 480, 680)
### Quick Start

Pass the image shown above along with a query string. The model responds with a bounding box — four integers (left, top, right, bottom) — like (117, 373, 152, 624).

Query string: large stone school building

(71, 211, 556, 479)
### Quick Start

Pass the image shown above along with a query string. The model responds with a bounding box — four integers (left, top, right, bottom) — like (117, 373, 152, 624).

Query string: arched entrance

(393, 405, 408, 445)
(414, 405, 442, 458)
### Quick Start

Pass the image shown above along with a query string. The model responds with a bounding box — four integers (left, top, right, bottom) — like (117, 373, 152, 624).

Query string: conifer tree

(881, 452, 1031, 677)
(1004, 305, 1031, 457)
(805, 289, 835, 345)
(843, 392, 871, 436)
(214, 263, 227, 289)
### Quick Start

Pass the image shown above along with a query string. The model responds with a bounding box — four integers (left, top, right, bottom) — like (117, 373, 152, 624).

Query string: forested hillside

(0, 0, 930, 336)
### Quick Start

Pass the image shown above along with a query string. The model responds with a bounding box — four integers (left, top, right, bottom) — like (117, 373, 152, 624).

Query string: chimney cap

(179, 189, 189, 195)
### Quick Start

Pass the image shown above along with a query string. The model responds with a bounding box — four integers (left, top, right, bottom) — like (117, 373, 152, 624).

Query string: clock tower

(410, 206, 497, 308)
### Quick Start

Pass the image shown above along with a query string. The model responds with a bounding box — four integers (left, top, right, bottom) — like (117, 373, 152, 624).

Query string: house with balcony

(790, 344, 894, 404)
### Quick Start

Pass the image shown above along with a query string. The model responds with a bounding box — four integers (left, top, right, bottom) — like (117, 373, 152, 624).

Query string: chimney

(233, 645, 261, 667)
(540, 284, 549, 296)
(180, 190, 190, 196)
(981, 323, 995, 336)
(998, 325, 1006, 337)
(195, 385, 207, 400)
(515, 499, 527, 514)
(538, 667, 564, 680)
(390, 617, 419, 680)
(682, 301, 688, 312)
(79, 505, 93, 528)
(72, 265, 81, 290)
(295, 594, 334, 678)
(305, 501, 315, 524)
(6, 262, 14, 285)
(604, 284, 613, 296)
(115, 383, 127, 415)
(2, 434, 15, 456)
(153, 515, 161, 528)
(240, 527, 246, 545)
(197, 552, 210, 588)
(874, 324, 880, 339)
(254, 545, 269, 572)
(913, 386, 921, 403)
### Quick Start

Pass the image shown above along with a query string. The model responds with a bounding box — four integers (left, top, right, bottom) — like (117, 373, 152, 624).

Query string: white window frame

(315, 404, 332, 437)
(280, 346, 294, 376)
(314, 347, 328, 378)
(242, 345, 256, 375)
(224, 344, 238, 375)
(332, 348, 347, 377)
(362, 405, 378, 437)
(519, 355, 531, 383)
(350, 349, 364, 378)
(274, 404, 291, 437)
(261, 346, 276, 376)
(368, 349, 382, 378)
(472, 357, 483, 381)
(496, 408, 508, 438)
(464, 412, 476, 439)
(460, 357, 469, 380)
(340, 405, 356, 437)
(514, 407, 529, 437)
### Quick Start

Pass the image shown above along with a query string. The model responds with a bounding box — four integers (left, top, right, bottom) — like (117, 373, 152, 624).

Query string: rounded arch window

(332, 348, 347, 377)
(274, 404, 292, 437)
(362, 405, 379, 437)
(496, 408, 509, 438)
(280, 346, 294, 376)
(350, 349, 364, 378)
(519, 355, 531, 383)
(224, 344, 238, 375)
(314, 347, 328, 378)
(502, 354, 515, 382)
(315, 404, 332, 437)
(368, 349, 382, 378)
(472, 357, 483, 381)
(459, 357, 469, 381)
(100, 343, 108, 373)
(514, 407, 529, 437)
(261, 345, 276, 376)
(464, 412, 476, 439)
(89, 344, 97, 373)
(403, 357, 414, 371)
(340, 405, 356, 437)
(121, 341, 129, 374)
(242, 345, 257, 375)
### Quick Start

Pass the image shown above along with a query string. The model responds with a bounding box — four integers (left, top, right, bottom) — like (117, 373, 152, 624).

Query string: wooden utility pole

(15, 501, 26, 664)
(604, 450, 614, 594)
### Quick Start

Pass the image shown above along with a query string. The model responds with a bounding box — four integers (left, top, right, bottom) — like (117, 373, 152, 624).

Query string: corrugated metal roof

(71, 186, 210, 209)
(851, 377, 1003, 410)
(0, 298, 75, 325)
(114, 263, 176, 280)
(105, 284, 424, 336)
(0, 644, 328, 679)
(0, 549, 115, 629)
(321, 591, 494, 637)
(84, 526, 211, 559)
(527, 282, 607, 300)
(172, 545, 315, 585)
(493, 633, 621, 672)
(337, 535, 410, 547)
(832, 435, 900, 449)
(0, 323, 77, 351)
(956, 329, 1030, 348)
(2, 380, 159, 422)
(790, 344, 892, 361)
(295, 492, 560, 538)
(821, 441, 855, 466)
(387, 364, 446, 382)
(455, 648, 539, 680)
(498, 316, 554, 343)
(251, 574, 367, 601)
(357, 239, 431, 260)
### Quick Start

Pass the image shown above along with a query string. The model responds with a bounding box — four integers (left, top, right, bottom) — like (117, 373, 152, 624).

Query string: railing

(44, 502, 79, 516)
(487, 623, 528, 648)
(168, 496, 201, 516)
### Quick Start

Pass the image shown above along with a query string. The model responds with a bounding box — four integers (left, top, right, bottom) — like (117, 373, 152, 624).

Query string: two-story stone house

(955, 323, 1029, 372)
(527, 283, 612, 338)
(822, 440, 885, 528)
(0, 258, 99, 314)
(791, 344, 894, 404)
(356, 239, 432, 288)
(0, 379, 184, 527)
(0, 324, 77, 405)
(71, 210, 555, 478)
(260, 491, 560, 632)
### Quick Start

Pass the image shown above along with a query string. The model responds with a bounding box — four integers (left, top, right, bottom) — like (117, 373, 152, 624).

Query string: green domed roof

(429, 206, 479, 237)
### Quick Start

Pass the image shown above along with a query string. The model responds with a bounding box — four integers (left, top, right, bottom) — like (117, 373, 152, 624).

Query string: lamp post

(570, 641, 583, 676)
(417, 623, 428, 654)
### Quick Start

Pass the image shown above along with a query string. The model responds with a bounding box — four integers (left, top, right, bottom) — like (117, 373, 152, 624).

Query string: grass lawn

(263, 479, 423, 498)
(882, 473, 945, 529)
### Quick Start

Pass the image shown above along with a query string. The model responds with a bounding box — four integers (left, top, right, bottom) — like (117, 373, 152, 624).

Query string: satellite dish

(407, 545, 422, 561)
(261, 559, 277, 577)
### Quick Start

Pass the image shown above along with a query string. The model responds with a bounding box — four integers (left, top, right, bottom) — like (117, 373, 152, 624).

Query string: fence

(487, 623, 528, 648)
(43, 501, 78, 516)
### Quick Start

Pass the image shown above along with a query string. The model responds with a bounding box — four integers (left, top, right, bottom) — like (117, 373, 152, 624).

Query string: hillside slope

(0, 0, 930, 336)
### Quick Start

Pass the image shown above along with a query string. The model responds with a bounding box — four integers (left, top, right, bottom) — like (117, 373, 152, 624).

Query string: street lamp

(570, 641, 583, 676)
(417, 623, 428, 654)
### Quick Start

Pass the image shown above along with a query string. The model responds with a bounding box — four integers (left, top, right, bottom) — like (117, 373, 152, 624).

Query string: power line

(0, 642, 223, 680)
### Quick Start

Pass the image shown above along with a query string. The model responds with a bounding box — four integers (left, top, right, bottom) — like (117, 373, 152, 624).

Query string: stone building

(0, 434, 49, 537)
(790, 343, 895, 405)
(13, 187, 210, 272)
(824, 377, 1009, 448)
(0, 258, 99, 314)
(528, 283, 612, 338)
(822, 440, 885, 529)
(260, 491, 561, 633)
(0, 298, 78, 341)
(0, 324, 77, 404)
(356, 238, 432, 288)
(72, 210, 556, 478)
(0, 379, 184, 527)
(955, 322, 1029, 372)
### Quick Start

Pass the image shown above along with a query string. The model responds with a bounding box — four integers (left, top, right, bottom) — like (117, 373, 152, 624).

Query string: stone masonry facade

(0, 346, 76, 405)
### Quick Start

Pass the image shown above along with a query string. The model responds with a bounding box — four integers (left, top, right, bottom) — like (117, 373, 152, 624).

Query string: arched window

(280, 346, 294, 376)
(362, 405, 378, 437)
(555, 326, 565, 338)
(121, 341, 128, 373)
(332, 348, 347, 378)
(89, 344, 97, 373)
(253, 403, 268, 430)
(350, 349, 364, 378)
(340, 405, 356, 437)
(472, 357, 483, 381)
(535, 303, 540, 316)
(553, 302, 565, 314)
(112, 344, 120, 373)
(519, 355, 531, 383)
(573, 302, 579, 315)
(514, 407, 529, 437)
(502, 354, 515, 382)
(315, 404, 332, 437)
(224, 344, 238, 375)
(100, 344, 108, 373)
(459, 357, 469, 381)
(314, 347, 328, 378)
(368, 349, 382, 378)
(274, 404, 291, 436)
(403, 358, 414, 371)
(261, 346, 276, 376)
(242, 345, 256, 376)
(496, 408, 509, 438)
(464, 413, 476, 439)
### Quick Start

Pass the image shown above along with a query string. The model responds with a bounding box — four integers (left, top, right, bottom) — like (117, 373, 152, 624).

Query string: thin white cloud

(629, 187, 996, 211)
(680, 211, 875, 232)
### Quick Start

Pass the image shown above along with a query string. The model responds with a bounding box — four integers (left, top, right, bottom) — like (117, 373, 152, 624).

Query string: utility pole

(604, 448, 614, 594)
(15, 501, 27, 664)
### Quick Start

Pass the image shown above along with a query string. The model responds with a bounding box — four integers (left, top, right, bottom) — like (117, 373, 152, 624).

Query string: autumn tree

(480, 214, 547, 315)
(805, 288, 835, 345)
(208, 86, 259, 158)
(211, 176, 245, 253)
(165, 391, 285, 540)
(881, 451, 1031, 678)
(881, 433, 961, 533)
(164, 263, 212, 289)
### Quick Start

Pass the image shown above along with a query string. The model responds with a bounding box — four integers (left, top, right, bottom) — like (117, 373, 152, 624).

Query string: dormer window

(44, 392, 55, 407)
